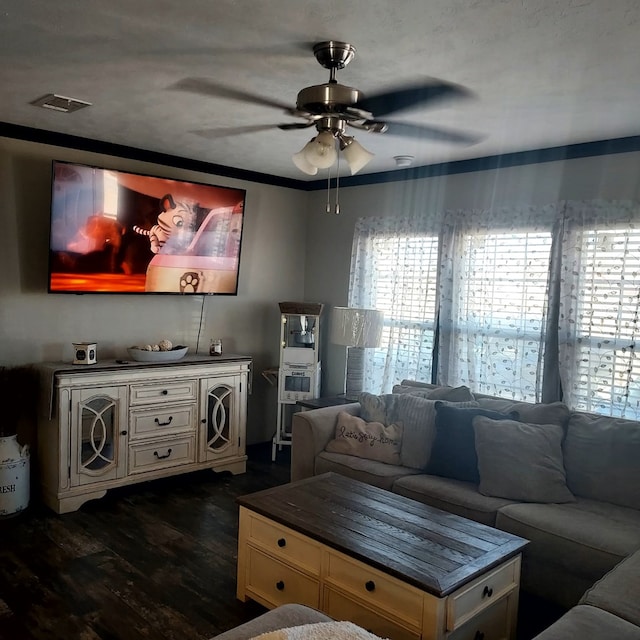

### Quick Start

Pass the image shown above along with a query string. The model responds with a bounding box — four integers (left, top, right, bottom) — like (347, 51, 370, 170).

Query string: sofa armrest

(291, 403, 361, 481)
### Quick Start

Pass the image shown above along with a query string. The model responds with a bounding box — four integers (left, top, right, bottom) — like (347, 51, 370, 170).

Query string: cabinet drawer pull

(154, 416, 173, 426)
(154, 448, 173, 459)
(365, 580, 376, 592)
(276, 580, 285, 591)
(277, 538, 286, 548)
(120, 430, 128, 436)
(161, 389, 168, 395)
(482, 585, 493, 598)
(474, 631, 485, 640)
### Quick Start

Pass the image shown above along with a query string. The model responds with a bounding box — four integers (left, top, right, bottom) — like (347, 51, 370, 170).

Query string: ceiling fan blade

(363, 120, 482, 145)
(278, 121, 316, 130)
(191, 124, 284, 139)
(191, 121, 314, 139)
(171, 78, 297, 114)
(354, 79, 473, 118)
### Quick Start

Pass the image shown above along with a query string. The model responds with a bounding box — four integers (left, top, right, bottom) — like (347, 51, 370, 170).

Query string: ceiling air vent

(30, 93, 92, 113)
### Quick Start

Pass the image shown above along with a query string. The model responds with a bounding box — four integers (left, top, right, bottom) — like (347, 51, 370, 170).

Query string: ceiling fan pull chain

(334, 152, 341, 214)
(326, 164, 332, 214)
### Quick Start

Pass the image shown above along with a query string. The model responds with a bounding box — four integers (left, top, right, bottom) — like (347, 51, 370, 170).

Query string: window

(561, 227, 640, 418)
(349, 217, 441, 393)
(446, 230, 552, 401)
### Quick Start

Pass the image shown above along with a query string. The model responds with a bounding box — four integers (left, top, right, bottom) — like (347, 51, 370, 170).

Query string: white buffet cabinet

(36, 354, 251, 514)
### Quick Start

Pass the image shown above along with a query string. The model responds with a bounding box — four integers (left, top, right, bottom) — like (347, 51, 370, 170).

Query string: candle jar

(209, 339, 222, 356)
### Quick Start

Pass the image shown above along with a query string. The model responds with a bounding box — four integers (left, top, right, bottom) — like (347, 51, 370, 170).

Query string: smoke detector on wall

(30, 94, 92, 113)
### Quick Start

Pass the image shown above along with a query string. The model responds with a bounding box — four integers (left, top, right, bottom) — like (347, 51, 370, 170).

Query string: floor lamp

(330, 307, 384, 400)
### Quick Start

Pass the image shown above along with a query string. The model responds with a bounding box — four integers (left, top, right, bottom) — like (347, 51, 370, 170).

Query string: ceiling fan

(175, 41, 481, 176)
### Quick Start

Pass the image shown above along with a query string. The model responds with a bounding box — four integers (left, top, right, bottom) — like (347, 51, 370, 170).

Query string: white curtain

(349, 200, 640, 416)
(556, 200, 640, 418)
(349, 215, 442, 393)
(437, 204, 559, 401)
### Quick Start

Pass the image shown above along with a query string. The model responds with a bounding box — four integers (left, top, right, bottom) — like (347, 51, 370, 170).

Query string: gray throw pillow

(475, 399, 570, 428)
(427, 404, 519, 484)
(473, 417, 575, 503)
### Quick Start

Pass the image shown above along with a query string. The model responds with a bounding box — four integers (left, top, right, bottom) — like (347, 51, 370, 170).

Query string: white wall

(305, 151, 640, 395)
(0, 136, 310, 444)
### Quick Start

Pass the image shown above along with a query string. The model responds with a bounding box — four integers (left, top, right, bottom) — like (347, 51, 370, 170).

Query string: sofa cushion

(427, 405, 518, 484)
(474, 398, 570, 428)
(392, 474, 519, 526)
(474, 417, 575, 503)
(391, 384, 475, 402)
(496, 499, 640, 595)
(579, 548, 640, 627)
(325, 412, 403, 465)
(315, 451, 421, 491)
(531, 604, 640, 640)
(564, 412, 640, 510)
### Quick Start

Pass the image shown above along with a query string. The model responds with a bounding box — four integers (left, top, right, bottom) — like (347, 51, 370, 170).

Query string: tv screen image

(48, 160, 246, 294)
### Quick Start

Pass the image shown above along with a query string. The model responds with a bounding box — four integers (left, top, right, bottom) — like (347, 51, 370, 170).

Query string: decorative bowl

(127, 346, 188, 362)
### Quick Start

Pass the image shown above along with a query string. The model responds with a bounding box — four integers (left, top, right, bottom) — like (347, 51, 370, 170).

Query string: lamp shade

(303, 131, 338, 169)
(292, 146, 319, 175)
(341, 137, 375, 175)
(330, 307, 384, 348)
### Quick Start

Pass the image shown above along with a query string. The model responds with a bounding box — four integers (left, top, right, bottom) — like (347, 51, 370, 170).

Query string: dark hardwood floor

(0, 444, 564, 640)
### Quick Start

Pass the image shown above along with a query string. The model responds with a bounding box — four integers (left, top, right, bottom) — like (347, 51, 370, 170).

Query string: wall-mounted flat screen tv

(48, 160, 246, 295)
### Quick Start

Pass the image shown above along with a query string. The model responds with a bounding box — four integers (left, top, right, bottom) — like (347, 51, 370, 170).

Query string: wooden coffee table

(236, 472, 528, 640)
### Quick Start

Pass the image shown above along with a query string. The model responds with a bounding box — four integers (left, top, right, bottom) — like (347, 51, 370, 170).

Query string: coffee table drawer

(448, 596, 509, 640)
(324, 587, 421, 640)
(245, 546, 320, 609)
(326, 550, 423, 627)
(246, 512, 322, 575)
(447, 556, 520, 631)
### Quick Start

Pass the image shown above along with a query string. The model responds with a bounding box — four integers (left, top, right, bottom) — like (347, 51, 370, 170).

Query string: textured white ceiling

(1, 0, 639, 181)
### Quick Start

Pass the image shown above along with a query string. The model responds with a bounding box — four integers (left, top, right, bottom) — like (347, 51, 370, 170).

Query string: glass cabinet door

(200, 375, 239, 461)
(70, 387, 127, 486)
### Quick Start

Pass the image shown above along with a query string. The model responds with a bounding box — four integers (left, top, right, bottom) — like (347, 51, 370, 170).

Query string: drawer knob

(120, 430, 128, 436)
(276, 580, 285, 591)
(474, 631, 485, 640)
(154, 416, 173, 426)
(365, 580, 376, 592)
(482, 585, 493, 598)
(161, 389, 168, 395)
(154, 448, 173, 460)
(277, 538, 286, 548)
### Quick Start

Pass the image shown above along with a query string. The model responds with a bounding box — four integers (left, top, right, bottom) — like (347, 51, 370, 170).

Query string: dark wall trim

(3, 121, 640, 193)
(0, 122, 307, 190)
(306, 134, 640, 190)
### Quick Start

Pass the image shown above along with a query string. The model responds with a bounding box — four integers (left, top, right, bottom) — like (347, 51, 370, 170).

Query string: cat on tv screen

(48, 160, 246, 295)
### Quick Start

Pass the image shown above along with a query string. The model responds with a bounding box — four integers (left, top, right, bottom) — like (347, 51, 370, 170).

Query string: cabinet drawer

(447, 556, 519, 631)
(130, 379, 197, 405)
(246, 512, 322, 575)
(245, 546, 320, 609)
(325, 551, 423, 627)
(130, 404, 196, 439)
(448, 596, 509, 640)
(128, 436, 196, 474)
(324, 587, 421, 640)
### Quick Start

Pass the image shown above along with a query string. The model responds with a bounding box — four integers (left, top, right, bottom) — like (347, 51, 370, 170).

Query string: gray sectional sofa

(290, 381, 640, 611)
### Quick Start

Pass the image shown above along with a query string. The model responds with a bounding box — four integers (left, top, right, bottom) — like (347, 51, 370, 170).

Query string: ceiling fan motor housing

(296, 83, 362, 115)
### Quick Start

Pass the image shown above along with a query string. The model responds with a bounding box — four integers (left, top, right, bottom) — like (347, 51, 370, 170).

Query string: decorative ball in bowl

(127, 345, 189, 362)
